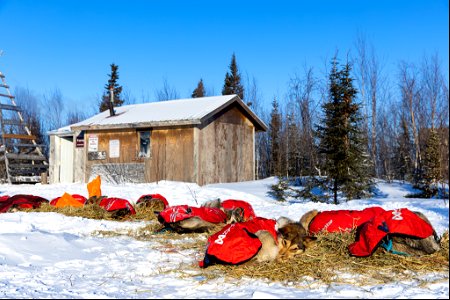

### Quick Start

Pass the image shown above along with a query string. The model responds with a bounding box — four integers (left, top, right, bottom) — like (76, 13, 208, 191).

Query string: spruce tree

(269, 98, 282, 176)
(316, 58, 373, 204)
(421, 129, 441, 197)
(222, 53, 245, 101)
(394, 116, 413, 181)
(99, 63, 124, 113)
(192, 79, 205, 98)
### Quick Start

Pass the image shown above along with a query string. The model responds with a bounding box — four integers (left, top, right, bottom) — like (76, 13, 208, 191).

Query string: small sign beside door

(109, 139, 120, 158)
(88, 135, 98, 152)
(76, 137, 84, 147)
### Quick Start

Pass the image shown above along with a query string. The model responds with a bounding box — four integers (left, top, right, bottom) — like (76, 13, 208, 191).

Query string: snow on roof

(50, 94, 266, 134)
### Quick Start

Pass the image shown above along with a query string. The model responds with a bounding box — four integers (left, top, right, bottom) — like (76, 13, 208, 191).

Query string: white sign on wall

(88, 135, 98, 152)
(109, 139, 120, 158)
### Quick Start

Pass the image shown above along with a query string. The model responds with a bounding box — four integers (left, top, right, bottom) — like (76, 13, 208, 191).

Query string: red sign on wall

(76, 137, 84, 147)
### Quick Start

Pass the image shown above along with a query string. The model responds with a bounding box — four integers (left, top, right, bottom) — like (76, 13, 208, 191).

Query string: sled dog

(299, 209, 440, 256)
(253, 216, 317, 262)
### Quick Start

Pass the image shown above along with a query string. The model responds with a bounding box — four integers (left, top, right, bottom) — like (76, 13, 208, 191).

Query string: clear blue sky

(1, 0, 448, 112)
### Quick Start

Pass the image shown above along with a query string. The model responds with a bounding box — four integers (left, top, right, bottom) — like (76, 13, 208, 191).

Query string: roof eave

(71, 119, 202, 131)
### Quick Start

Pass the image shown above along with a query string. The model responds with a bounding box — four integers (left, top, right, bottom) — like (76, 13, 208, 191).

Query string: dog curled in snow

(198, 216, 317, 267)
(157, 203, 246, 233)
(202, 198, 256, 223)
(299, 207, 441, 257)
(252, 217, 317, 263)
(274, 216, 317, 260)
(135, 194, 169, 213)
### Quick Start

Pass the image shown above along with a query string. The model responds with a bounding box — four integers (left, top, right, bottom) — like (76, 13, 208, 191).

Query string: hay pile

(93, 222, 448, 286)
(32, 202, 159, 221)
(199, 231, 449, 285)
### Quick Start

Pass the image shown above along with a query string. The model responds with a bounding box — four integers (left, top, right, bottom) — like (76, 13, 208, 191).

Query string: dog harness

(199, 217, 277, 267)
(348, 208, 435, 257)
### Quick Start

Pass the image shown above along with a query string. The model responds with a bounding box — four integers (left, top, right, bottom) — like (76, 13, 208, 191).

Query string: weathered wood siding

(85, 129, 140, 181)
(146, 127, 195, 183)
(198, 104, 254, 185)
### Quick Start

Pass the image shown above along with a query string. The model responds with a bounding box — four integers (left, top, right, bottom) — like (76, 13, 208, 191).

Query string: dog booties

(221, 199, 256, 221)
(308, 206, 385, 233)
(348, 208, 435, 257)
(158, 205, 227, 225)
(199, 217, 277, 267)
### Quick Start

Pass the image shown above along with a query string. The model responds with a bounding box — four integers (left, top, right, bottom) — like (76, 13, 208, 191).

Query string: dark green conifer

(269, 98, 282, 176)
(316, 58, 373, 204)
(421, 129, 441, 197)
(222, 53, 244, 101)
(192, 79, 205, 98)
(99, 63, 124, 113)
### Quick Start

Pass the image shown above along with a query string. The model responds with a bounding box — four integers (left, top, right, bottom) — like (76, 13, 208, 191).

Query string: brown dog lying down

(299, 208, 441, 256)
(250, 217, 317, 263)
(158, 204, 245, 233)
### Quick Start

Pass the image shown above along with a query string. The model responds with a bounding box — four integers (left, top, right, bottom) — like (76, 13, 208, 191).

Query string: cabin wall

(197, 104, 254, 185)
(85, 129, 146, 183)
(146, 127, 195, 183)
(83, 127, 195, 184)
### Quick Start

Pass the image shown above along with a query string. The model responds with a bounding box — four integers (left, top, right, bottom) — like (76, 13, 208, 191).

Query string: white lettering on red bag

(392, 209, 403, 220)
(214, 224, 235, 245)
(322, 219, 333, 231)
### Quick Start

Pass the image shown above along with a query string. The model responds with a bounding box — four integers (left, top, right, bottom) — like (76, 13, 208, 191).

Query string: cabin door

(59, 136, 74, 183)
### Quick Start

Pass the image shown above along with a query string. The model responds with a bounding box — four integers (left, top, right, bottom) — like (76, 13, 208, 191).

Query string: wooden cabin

(48, 95, 267, 185)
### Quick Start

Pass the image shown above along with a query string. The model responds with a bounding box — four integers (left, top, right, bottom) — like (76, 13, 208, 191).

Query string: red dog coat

(221, 199, 256, 221)
(308, 206, 386, 233)
(199, 217, 277, 267)
(348, 208, 435, 257)
(159, 205, 227, 224)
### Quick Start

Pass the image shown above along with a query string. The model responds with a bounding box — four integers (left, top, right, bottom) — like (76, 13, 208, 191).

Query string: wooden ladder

(0, 70, 48, 184)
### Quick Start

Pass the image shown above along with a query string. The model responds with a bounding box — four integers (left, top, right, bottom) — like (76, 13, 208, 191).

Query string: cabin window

(138, 131, 151, 158)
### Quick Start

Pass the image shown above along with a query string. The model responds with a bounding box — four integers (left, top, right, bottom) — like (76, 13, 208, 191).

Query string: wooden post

(41, 172, 48, 184)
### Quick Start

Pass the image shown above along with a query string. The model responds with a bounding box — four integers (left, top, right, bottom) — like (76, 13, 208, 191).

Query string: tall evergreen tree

(316, 58, 373, 204)
(99, 63, 124, 113)
(394, 116, 413, 181)
(192, 79, 206, 98)
(269, 98, 282, 176)
(222, 53, 245, 101)
(420, 129, 441, 197)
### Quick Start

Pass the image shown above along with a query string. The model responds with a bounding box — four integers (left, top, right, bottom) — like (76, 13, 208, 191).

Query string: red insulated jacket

(200, 217, 277, 267)
(348, 208, 435, 257)
(99, 197, 136, 215)
(308, 206, 386, 234)
(159, 205, 227, 224)
(136, 193, 169, 209)
(221, 199, 256, 221)
(0, 194, 48, 212)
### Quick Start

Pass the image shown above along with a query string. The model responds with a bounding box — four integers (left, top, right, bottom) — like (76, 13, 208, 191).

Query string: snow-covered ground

(0, 177, 448, 299)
